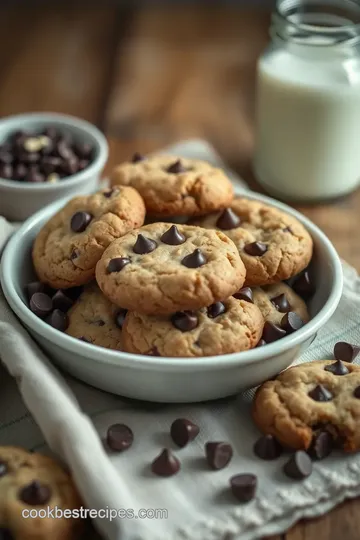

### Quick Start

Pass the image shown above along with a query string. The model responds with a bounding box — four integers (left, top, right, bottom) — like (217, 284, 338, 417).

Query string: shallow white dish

(1, 188, 343, 402)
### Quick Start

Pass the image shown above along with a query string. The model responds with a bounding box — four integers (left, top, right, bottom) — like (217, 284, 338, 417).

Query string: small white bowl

(1, 189, 343, 403)
(0, 112, 108, 221)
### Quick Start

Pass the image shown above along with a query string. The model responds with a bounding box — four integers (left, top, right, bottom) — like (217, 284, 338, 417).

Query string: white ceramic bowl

(1, 190, 343, 403)
(0, 112, 108, 221)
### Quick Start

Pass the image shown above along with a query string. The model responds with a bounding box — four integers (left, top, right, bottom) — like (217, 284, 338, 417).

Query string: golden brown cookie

(192, 198, 313, 286)
(0, 446, 82, 540)
(110, 154, 234, 216)
(122, 297, 264, 357)
(32, 187, 146, 289)
(95, 223, 246, 315)
(253, 360, 360, 452)
(252, 283, 309, 326)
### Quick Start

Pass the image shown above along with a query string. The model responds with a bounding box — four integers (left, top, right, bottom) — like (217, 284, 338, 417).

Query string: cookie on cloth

(192, 198, 313, 286)
(110, 154, 234, 216)
(122, 297, 264, 357)
(32, 187, 146, 289)
(95, 222, 246, 315)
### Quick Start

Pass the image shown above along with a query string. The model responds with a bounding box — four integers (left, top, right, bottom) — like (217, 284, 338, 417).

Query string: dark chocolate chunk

(253, 434, 283, 460)
(283, 451, 312, 479)
(70, 211, 92, 233)
(334, 341, 360, 363)
(29, 292, 53, 318)
(107, 423, 134, 452)
(271, 293, 291, 313)
(26, 281, 46, 300)
(132, 152, 145, 163)
(230, 474, 257, 503)
(292, 270, 315, 299)
(353, 386, 360, 399)
(324, 360, 349, 376)
(216, 208, 241, 230)
(308, 431, 333, 460)
(42, 156, 62, 174)
(262, 321, 286, 343)
(207, 302, 226, 318)
(133, 234, 157, 254)
(0, 461, 7, 477)
(151, 449, 180, 477)
(181, 248, 207, 268)
(107, 257, 131, 273)
(62, 157, 79, 175)
(233, 287, 253, 303)
(74, 143, 93, 160)
(244, 242, 268, 256)
(19, 480, 51, 505)
(308, 384, 333, 402)
(170, 418, 200, 448)
(115, 309, 128, 329)
(281, 312, 304, 333)
(167, 160, 185, 174)
(52, 290, 73, 312)
(13, 163, 28, 180)
(160, 225, 186, 245)
(45, 309, 69, 332)
(56, 140, 73, 160)
(171, 311, 199, 332)
(205, 442, 233, 470)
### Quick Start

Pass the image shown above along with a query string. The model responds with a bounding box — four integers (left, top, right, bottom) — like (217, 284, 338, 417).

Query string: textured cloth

(0, 140, 360, 540)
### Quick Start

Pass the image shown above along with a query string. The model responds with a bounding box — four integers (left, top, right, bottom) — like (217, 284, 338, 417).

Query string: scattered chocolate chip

(281, 312, 304, 333)
(324, 360, 349, 376)
(308, 431, 333, 460)
(292, 270, 315, 299)
(256, 339, 266, 347)
(170, 418, 200, 448)
(181, 248, 207, 268)
(151, 449, 180, 477)
(29, 292, 53, 318)
(160, 225, 186, 245)
(45, 309, 69, 332)
(70, 211, 92, 233)
(107, 257, 131, 273)
(253, 434, 283, 460)
(233, 287, 253, 303)
(308, 384, 333, 402)
(262, 321, 286, 343)
(132, 152, 145, 163)
(244, 242, 268, 256)
(207, 302, 226, 318)
(230, 474, 257, 503)
(93, 320, 105, 327)
(334, 341, 360, 363)
(25, 281, 46, 300)
(0, 528, 13, 540)
(133, 234, 157, 254)
(354, 386, 360, 399)
(216, 208, 241, 230)
(167, 160, 185, 173)
(0, 461, 7, 477)
(115, 309, 128, 329)
(107, 423, 134, 452)
(19, 480, 51, 505)
(70, 248, 80, 260)
(52, 290, 73, 312)
(284, 451, 312, 479)
(271, 294, 291, 313)
(171, 311, 199, 332)
(205, 442, 233, 470)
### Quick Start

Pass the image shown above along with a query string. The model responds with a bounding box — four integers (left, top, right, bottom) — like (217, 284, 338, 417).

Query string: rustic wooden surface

(0, 2, 359, 539)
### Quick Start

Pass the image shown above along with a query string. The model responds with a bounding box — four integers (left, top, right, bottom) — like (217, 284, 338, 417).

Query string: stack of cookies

(29, 153, 314, 357)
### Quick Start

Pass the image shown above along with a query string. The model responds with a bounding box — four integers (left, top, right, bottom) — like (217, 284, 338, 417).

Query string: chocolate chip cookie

(253, 282, 309, 326)
(95, 223, 246, 315)
(110, 154, 234, 216)
(32, 187, 146, 289)
(0, 446, 82, 540)
(122, 297, 264, 357)
(192, 198, 313, 286)
(66, 282, 125, 349)
(253, 360, 360, 452)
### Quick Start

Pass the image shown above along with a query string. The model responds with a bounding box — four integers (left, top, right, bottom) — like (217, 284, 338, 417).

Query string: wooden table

(1, 3, 359, 539)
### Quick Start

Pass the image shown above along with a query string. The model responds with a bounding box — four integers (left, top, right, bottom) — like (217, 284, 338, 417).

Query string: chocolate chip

(29, 292, 53, 318)
(354, 386, 360, 399)
(170, 418, 200, 448)
(253, 434, 283, 460)
(244, 242, 268, 256)
(70, 211, 92, 233)
(0, 461, 7, 477)
(151, 449, 180, 477)
(107, 257, 131, 273)
(42, 156, 62, 174)
(216, 208, 241, 230)
(207, 302, 226, 318)
(205, 442, 233, 470)
(133, 234, 157, 254)
(292, 270, 315, 299)
(22, 152, 40, 165)
(0, 164, 13, 179)
(171, 311, 199, 332)
(160, 225, 186, 245)
(56, 140, 73, 160)
(93, 320, 105, 327)
(233, 287, 253, 303)
(62, 157, 79, 175)
(132, 152, 145, 163)
(281, 312, 304, 333)
(52, 290, 73, 312)
(167, 160, 185, 173)
(283, 226, 293, 233)
(70, 248, 80, 260)
(324, 360, 349, 376)
(181, 248, 207, 268)
(13, 163, 28, 180)
(256, 339, 266, 347)
(334, 341, 360, 363)
(25, 281, 46, 300)
(19, 480, 51, 505)
(45, 309, 69, 332)
(230, 474, 257, 503)
(0, 528, 13, 540)
(107, 423, 134, 452)
(262, 321, 286, 343)
(78, 159, 90, 171)
(308, 384, 333, 402)
(0, 151, 13, 164)
(74, 143, 93, 160)
(271, 294, 291, 313)
(103, 189, 115, 198)
(148, 347, 161, 356)
(115, 309, 128, 329)
(284, 451, 312, 479)
(26, 170, 44, 183)
(308, 431, 333, 460)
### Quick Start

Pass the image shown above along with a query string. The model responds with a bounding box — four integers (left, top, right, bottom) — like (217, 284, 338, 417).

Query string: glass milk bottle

(253, 0, 360, 201)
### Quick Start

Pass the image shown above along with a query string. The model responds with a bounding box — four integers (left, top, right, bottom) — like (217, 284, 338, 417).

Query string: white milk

(254, 46, 360, 200)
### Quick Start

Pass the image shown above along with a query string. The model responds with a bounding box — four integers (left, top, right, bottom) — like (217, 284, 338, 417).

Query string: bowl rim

(1, 188, 343, 372)
(0, 112, 108, 191)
